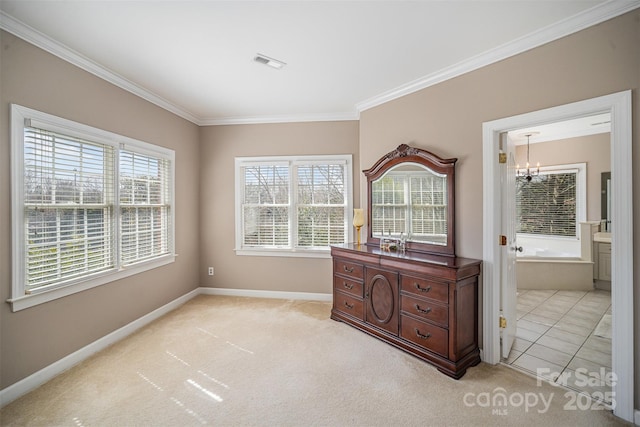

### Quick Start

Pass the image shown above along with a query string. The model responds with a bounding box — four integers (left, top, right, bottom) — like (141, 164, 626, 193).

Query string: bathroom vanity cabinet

(595, 242, 612, 281)
(331, 144, 481, 379)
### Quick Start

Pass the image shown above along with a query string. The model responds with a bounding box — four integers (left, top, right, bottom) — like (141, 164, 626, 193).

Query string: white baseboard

(0, 286, 332, 408)
(635, 409, 640, 426)
(0, 288, 200, 408)
(199, 286, 332, 302)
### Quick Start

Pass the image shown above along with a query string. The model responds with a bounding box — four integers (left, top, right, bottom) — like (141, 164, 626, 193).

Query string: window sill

(235, 248, 331, 259)
(7, 255, 175, 312)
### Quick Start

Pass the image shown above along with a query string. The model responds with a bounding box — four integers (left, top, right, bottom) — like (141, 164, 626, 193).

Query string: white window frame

(516, 162, 586, 240)
(9, 104, 175, 311)
(235, 154, 353, 258)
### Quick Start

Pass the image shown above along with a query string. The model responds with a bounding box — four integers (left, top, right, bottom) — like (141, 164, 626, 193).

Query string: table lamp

(353, 209, 364, 246)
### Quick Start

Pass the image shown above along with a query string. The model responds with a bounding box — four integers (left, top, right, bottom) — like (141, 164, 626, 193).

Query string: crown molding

(0, 11, 201, 125)
(356, 0, 640, 113)
(3, 1, 638, 125)
(0, 10, 357, 127)
(200, 111, 359, 126)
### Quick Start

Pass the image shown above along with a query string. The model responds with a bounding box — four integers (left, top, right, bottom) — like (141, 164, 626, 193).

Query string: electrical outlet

(208, 267, 214, 276)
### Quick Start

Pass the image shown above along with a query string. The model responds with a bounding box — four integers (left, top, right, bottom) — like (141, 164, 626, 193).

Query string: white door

(500, 132, 517, 359)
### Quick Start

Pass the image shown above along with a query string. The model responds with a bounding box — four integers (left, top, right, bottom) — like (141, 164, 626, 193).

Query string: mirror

(600, 171, 611, 231)
(364, 144, 457, 256)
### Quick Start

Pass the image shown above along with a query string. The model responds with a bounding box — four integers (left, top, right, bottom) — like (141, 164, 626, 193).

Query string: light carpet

(0, 295, 628, 426)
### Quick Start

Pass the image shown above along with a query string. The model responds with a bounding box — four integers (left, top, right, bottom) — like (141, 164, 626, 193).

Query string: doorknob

(512, 246, 523, 252)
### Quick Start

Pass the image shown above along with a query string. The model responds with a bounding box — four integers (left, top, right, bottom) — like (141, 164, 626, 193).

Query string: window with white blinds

(23, 128, 116, 291)
(10, 105, 175, 311)
(119, 150, 172, 264)
(235, 155, 352, 256)
(296, 164, 347, 247)
(516, 163, 586, 238)
(241, 164, 290, 247)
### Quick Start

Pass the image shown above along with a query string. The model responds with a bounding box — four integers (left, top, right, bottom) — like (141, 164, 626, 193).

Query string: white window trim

(9, 104, 176, 311)
(516, 162, 586, 240)
(234, 154, 353, 258)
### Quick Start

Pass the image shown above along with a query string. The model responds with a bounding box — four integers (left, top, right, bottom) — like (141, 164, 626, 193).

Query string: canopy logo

(462, 368, 616, 416)
(463, 388, 553, 415)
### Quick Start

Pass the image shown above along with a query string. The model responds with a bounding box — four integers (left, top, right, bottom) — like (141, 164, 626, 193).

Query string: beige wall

(199, 121, 359, 294)
(359, 10, 639, 407)
(515, 133, 611, 222)
(0, 31, 201, 389)
(2, 8, 639, 410)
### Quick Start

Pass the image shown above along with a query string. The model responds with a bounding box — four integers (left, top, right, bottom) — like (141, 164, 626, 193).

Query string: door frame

(481, 91, 633, 422)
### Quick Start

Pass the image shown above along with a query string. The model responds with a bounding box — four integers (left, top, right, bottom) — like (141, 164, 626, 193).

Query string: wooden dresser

(331, 243, 481, 379)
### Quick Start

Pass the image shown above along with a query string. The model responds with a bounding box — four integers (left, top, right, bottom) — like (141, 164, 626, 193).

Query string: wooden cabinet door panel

(365, 268, 399, 336)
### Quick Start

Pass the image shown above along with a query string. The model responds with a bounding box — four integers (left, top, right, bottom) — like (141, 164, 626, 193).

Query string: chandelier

(517, 133, 539, 182)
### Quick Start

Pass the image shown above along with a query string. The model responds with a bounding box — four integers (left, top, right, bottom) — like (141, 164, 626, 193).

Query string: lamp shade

(353, 209, 364, 227)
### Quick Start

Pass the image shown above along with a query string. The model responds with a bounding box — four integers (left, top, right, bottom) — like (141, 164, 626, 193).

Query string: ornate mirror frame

(364, 144, 457, 257)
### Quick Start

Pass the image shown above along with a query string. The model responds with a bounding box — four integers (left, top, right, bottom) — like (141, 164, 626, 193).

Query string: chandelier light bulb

(518, 133, 540, 182)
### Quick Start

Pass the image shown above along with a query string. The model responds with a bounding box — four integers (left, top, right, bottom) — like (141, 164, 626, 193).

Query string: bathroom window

(10, 105, 175, 311)
(516, 163, 586, 238)
(235, 155, 352, 257)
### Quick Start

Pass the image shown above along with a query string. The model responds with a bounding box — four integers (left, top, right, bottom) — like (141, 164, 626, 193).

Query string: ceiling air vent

(254, 54, 286, 70)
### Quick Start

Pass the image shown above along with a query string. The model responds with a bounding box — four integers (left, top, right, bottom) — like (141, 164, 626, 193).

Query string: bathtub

(516, 231, 595, 291)
(516, 235, 580, 258)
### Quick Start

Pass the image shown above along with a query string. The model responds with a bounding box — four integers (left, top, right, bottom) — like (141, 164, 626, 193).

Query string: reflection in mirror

(600, 171, 611, 231)
(371, 163, 448, 246)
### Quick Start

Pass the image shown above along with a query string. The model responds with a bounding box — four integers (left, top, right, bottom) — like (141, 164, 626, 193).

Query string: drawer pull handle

(415, 329, 431, 340)
(344, 301, 354, 309)
(343, 282, 354, 290)
(415, 304, 432, 314)
(343, 265, 355, 273)
(415, 283, 431, 293)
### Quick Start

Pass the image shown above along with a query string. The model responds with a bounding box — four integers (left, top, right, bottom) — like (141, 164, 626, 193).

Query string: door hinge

(498, 152, 507, 164)
(499, 315, 507, 329)
(499, 235, 507, 246)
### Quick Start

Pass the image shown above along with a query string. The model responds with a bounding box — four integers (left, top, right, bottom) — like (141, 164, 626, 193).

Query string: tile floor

(503, 289, 613, 404)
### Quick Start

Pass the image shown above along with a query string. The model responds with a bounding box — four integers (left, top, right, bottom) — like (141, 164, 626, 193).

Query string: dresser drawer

(401, 316, 449, 357)
(333, 291, 365, 321)
(401, 275, 448, 303)
(400, 294, 448, 328)
(333, 275, 364, 298)
(334, 258, 364, 280)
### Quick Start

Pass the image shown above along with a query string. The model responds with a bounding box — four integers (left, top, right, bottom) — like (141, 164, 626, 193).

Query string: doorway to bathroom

(481, 91, 633, 422)
(504, 117, 613, 403)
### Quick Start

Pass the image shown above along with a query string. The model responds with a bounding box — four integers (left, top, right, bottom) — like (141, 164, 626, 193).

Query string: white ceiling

(510, 112, 611, 144)
(0, 1, 636, 125)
